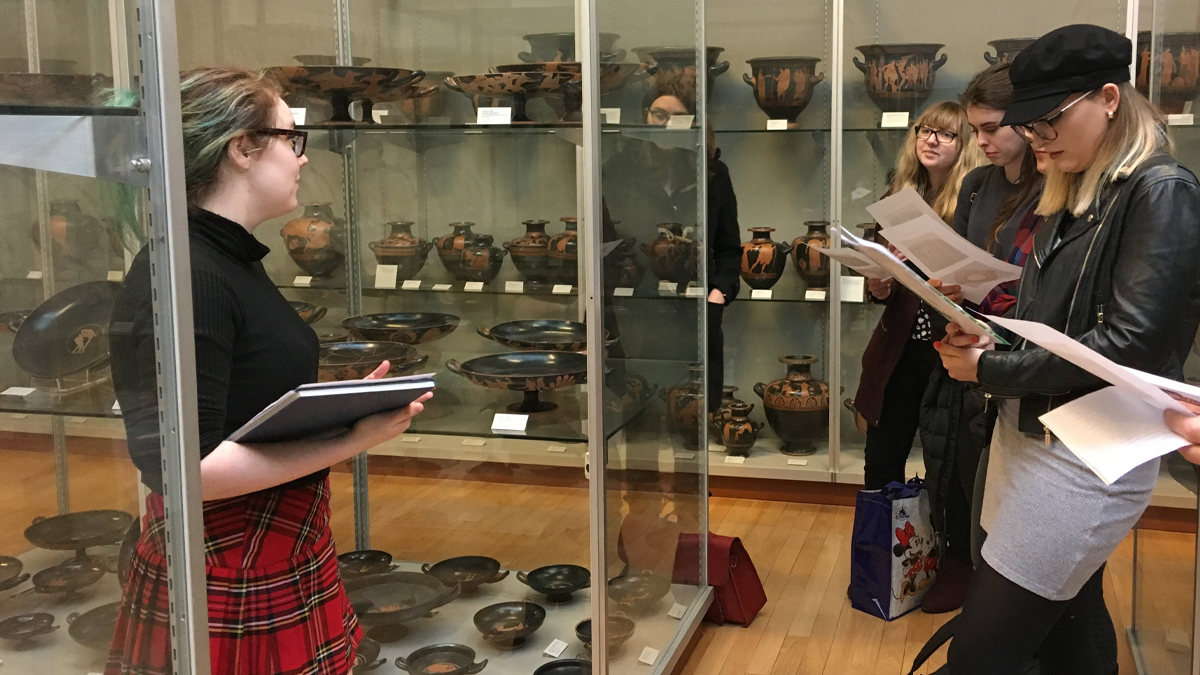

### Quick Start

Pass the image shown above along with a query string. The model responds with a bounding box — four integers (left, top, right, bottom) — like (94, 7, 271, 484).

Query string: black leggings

(947, 560, 1118, 675)
(864, 338, 938, 490)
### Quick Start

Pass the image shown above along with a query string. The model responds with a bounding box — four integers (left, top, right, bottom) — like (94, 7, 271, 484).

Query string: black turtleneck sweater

(109, 208, 324, 495)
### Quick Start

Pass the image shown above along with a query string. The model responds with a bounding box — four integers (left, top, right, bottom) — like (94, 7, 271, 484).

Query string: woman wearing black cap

(936, 24, 1200, 673)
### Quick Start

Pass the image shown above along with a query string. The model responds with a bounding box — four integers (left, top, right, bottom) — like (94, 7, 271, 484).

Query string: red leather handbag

(672, 533, 767, 626)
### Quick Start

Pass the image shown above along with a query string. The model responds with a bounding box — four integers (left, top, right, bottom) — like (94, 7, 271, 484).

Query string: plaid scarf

(979, 203, 1044, 316)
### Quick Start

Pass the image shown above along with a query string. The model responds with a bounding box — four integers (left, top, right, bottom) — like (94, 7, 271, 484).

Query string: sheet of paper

(817, 246, 890, 279)
(1123, 368, 1200, 408)
(1040, 387, 1188, 485)
(838, 225, 1009, 344)
(987, 316, 1187, 413)
(866, 186, 946, 230)
(878, 215, 1022, 304)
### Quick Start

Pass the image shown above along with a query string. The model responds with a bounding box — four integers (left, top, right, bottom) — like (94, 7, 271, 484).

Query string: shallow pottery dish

(517, 564, 591, 605)
(267, 66, 424, 122)
(422, 556, 508, 595)
(345, 571, 461, 643)
(343, 313, 460, 345)
(294, 55, 372, 67)
(66, 602, 120, 650)
(534, 660, 591, 675)
(339, 550, 399, 577)
(472, 600, 546, 650)
(25, 510, 134, 557)
(289, 301, 328, 325)
(607, 572, 672, 613)
(13, 281, 121, 379)
(318, 341, 428, 382)
(0, 556, 29, 591)
(0, 73, 113, 106)
(395, 643, 487, 675)
(446, 351, 587, 413)
(575, 616, 636, 654)
(477, 319, 614, 352)
(353, 637, 386, 673)
(0, 613, 57, 647)
(26, 558, 105, 597)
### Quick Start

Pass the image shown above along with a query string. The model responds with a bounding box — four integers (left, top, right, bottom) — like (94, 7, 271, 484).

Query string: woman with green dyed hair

(106, 67, 431, 675)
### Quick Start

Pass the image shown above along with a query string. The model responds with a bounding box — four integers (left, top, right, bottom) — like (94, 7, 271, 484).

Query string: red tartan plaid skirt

(105, 477, 361, 675)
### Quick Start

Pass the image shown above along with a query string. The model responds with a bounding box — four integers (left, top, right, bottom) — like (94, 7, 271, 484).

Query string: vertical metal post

(138, 0, 211, 672)
(1124, 0, 1140, 83)
(827, 0, 844, 474)
(694, 0, 709, 591)
(334, 0, 371, 552)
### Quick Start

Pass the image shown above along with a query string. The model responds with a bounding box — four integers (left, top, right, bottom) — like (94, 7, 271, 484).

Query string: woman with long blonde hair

(937, 25, 1200, 674)
(853, 101, 984, 491)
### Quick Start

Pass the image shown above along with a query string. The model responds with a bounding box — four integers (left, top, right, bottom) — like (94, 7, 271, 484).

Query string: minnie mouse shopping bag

(848, 478, 938, 621)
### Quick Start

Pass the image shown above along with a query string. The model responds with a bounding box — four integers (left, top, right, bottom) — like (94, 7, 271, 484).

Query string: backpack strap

(906, 615, 959, 675)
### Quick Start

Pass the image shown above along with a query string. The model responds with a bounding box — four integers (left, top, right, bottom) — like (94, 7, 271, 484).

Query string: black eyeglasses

(913, 125, 958, 144)
(1013, 89, 1095, 143)
(255, 128, 308, 157)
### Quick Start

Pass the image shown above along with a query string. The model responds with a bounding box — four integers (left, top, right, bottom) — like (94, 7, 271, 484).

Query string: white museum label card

(290, 108, 307, 125)
(552, 284, 573, 295)
(25, 270, 41, 280)
(805, 289, 828, 301)
(638, 647, 661, 666)
(1, 387, 34, 397)
(787, 458, 809, 466)
(668, 603, 688, 619)
(293, 275, 312, 287)
(374, 265, 399, 289)
(464, 282, 485, 292)
(477, 107, 513, 125)
(766, 119, 789, 131)
(658, 280, 677, 294)
(546, 445, 568, 453)
(1168, 113, 1194, 126)
(432, 283, 452, 291)
(841, 276, 865, 302)
(401, 436, 421, 443)
(70, 417, 88, 424)
(750, 289, 772, 300)
(107, 270, 124, 282)
(505, 281, 524, 293)
(666, 114, 694, 129)
(371, 109, 388, 124)
(880, 111, 910, 128)
(401, 279, 422, 291)
(674, 452, 696, 460)
(8, 414, 25, 419)
(112, 401, 121, 413)
(613, 287, 634, 297)
(462, 438, 487, 447)
(544, 639, 569, 658)
(601, 108, 622, 124)
(724, 455, 746, 464)
(684, 285, 704, 298)
(491, 414, 528, 432)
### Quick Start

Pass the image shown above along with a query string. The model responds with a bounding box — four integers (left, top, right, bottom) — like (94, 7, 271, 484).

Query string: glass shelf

(0, 380, 121, 419)
(0, 104, 139, 117)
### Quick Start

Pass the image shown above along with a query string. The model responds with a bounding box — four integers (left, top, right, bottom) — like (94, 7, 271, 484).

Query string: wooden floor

(0, 442, 1192, 675)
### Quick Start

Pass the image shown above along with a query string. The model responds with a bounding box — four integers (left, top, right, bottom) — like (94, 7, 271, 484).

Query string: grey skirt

(980, 399, 1159, 601)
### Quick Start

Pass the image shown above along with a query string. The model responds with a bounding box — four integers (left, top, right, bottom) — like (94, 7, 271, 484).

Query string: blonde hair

(890, 101, 985, 222)
(1038, 82, 1172, 217)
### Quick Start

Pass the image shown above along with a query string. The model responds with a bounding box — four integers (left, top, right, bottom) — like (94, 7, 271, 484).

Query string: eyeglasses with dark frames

(1013, 89, 1096, 144)
(913, 125, 958, 144)
(254, 128, 308, 157)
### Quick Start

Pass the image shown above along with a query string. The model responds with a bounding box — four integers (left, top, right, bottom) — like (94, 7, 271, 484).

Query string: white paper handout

(865, 188, 1022, 304)
(838, 225, 1009, 344)
(817, 246, 891, 280)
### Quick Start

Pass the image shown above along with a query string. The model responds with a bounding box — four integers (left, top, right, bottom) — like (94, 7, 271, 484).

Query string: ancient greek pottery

(345, 571, 461, 643)
(0, 73, 112, 106)
(445, 72, 575, 122)
(494, 62, 649, 120)
(281, 203, 345, 277)
(607, 572, 672, 613)
(983, 38, 1036, 65)
(66, 602, 120, 651)
(643, 223, 697, 284)
(354, 638, 386, 673)
(575, 616, 636, 655)
(606, 238, 645, 289)
(289, 301, 327, 325)
(743, 57, 825, 122)
(472, 600, 547, 650)
(344, 312, 460, 344)
(25, 510, 134, 561)
(535, 661, 591, 675)
(400, 71, 454, 122)
(446, 351, 587, 413)
(318, 341, 428, 382)
(663, 363, 704, 449)
(740, 227, 793, 290)
(505, 220, 552, 283)
(0, 557, 29, 591)
(434, 222, 477, 276)
(12, 281, 120, 379)
(547, 217, 579, 285)
(37, 199, 105, 264)
(0, 58, 76, 73)
(853, 44, 947, 113)
(339, 550, 399, 577)
(791, 221, 831, 289)
(396, 644, 487, 675)
(754, 355, 830, 456)
(517, 564, 591, 605)
(722, 402, 762, 457)
(24, 558, 105, 598)
(519, 32, 624, 63)
(267, 66, 423, 123)
(478, 319, 614, 352)
(316, 329, 351, 344)
(369, 221, 433, 281)
(422, 557, 508, 595)
(1137, 32, 1200, 114)
(857, 221, 881, 244)
(709, 385, 748, 446)
(646, 47, 730, 92)
(294, 55, 372, 67)
(0, 613, 57, 647)
(456, 235, 508, 283)
(0, 309, 30, 334)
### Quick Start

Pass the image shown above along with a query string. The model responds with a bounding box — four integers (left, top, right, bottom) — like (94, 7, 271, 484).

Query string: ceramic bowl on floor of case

(22, 558, 105, 598)
(395, 643, 487, 675)
(0, 309, 31, 334)
(343, 313, 461, 345)
(422, 556, 508, 595)
(267, 66, 424, 123)
(743, 57, 824, 123)
(0, 73, 113, 106)
(24, 510, 134, 559)
(852, 43, 947, 113)
(316, 329, 351, 344)
(345, 571, 462, 643)
(289, 301, 328, 325)
(607, 572, 672, 613)
(339, 550, 399, 577)
(353, 637, 386, 673)
(446, 351, 587, 414)
(575, 616, 635, 654)
(67, 602, 120, 651)
(477, 320, 614, 352)
(534, 659, 591, 675)
(472, 600, 546, 650)
(318, 341, 428, 382)
(0, 613, 57, 648)
(0, 556, 28, 592)
(13, 281, 121, 379)
(517, 564, 590, 605)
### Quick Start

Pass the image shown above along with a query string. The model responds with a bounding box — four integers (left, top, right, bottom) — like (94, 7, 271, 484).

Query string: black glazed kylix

(396, 643, 487, 675)
(472, 600, 546, 650)
(422, 556, 508, 595)
(339, 550, 398, 577)
(517, 564, 590, 605)
(446, 351, 587, 414)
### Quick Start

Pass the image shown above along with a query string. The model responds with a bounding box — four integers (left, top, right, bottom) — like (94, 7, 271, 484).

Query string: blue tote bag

(848, 478, 939, 621)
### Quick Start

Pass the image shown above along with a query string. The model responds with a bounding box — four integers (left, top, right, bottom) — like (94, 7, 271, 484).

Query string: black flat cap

(1001, 24, 1132, 126)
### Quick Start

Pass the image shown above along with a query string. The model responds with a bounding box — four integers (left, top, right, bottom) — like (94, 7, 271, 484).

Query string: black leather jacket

(976, 153, 1200, 435)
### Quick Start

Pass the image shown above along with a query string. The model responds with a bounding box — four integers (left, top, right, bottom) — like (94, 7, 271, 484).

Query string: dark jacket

(976, 153, 1200, 434)
(854, 286, 923, 426)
